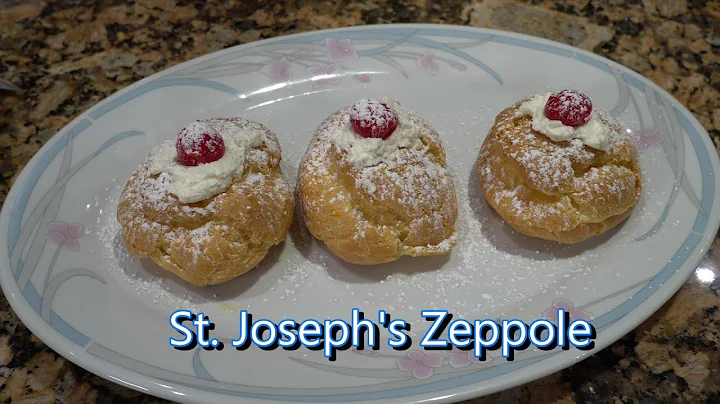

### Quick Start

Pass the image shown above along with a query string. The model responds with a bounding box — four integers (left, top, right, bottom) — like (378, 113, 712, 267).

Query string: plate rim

(1, 23, 719, 404)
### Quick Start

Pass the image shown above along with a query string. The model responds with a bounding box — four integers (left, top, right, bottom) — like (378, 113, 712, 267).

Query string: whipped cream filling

(515, 92, 617, 151)
(330, 96, 425, 168)
(148, 120, 264, 203)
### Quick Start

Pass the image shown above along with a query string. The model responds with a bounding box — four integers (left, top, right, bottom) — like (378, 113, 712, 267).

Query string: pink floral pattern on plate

(326, 38, 358, 61)
(630, 129, 663, 152)
(543, 298, 591, 322)
(441, 346, 483, 368)
(450, 61, 468, 71)
(396, 351, 443, 379)
(416, 52, 439, 74)
(353, 73, 371, 83)
(260, 57, 292, 83)
(307, 63, 342, 88)
(351, 348, 373, 356)
(47, 221, 83, 251)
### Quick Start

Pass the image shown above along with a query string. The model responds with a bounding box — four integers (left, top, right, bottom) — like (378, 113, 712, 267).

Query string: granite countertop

(0, 0, 719, 402)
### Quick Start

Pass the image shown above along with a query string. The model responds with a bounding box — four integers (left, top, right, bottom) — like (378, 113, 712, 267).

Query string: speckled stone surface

(0, 0, 719, 402)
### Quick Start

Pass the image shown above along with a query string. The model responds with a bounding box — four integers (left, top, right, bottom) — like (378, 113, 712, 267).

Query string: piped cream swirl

(148, 119, 264, 203)
(515, 92, 619, 151)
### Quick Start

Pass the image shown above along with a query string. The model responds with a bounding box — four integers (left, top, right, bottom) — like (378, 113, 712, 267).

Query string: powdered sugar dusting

(516, 92, 619, 151)
(299, 97, 458, 257)
(117, 116, 294, 289)
(330, 97, 426, 168)
(177, 121, 222, 156)
(479, 99, 640, 239)
(75, 91, 675, 355)
(543, 90, 593, 127)
(149, 118, 267, 203)
(89, 189, 204, 312)
(349, 98, 397, 135)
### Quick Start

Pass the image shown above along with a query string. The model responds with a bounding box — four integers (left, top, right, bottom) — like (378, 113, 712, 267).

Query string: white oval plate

(2, 24, 719, 404)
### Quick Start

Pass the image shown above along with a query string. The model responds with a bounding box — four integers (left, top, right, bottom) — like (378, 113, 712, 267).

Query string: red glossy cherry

(544, 90, 593, 127)
(176, 121, 226, 166)
(349, 98, 399, 140)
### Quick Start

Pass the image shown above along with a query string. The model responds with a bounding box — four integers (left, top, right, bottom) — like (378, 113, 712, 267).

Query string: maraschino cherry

(176, 121, 226, 166)
(544, 90, 593, 128)
(350, 98, 399, 140)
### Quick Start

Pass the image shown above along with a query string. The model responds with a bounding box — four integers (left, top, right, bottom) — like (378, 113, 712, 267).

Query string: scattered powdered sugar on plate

(87, 187, 205, 313)
(81, 102, 666, 333)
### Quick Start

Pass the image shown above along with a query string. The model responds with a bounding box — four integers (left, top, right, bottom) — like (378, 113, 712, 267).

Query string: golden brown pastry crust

(298, 105, 458, 265)
(477, 102, 641, 244)
(117, 118, 293, 286)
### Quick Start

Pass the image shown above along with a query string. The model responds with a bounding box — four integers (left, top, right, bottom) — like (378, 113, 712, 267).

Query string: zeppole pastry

(298, 97, 458, 265)
(477, 90, 641, 244)
(117, 118, 293, 286)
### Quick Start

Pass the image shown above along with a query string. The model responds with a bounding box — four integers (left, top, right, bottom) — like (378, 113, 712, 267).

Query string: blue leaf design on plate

(371, 55, 409, 78)
(357, 30, 418, 57)
(193, 348, 217, 381)
(660, 95, 704, 215)
(610, 68, 629, 117)
(167, 31, 502, 84)
(16, 129, 74, 287)
(635, 86, 703, 241)
(12, 130, 144, 289)
(290, 357, 413, 378)
(40, 268, 106, 321)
